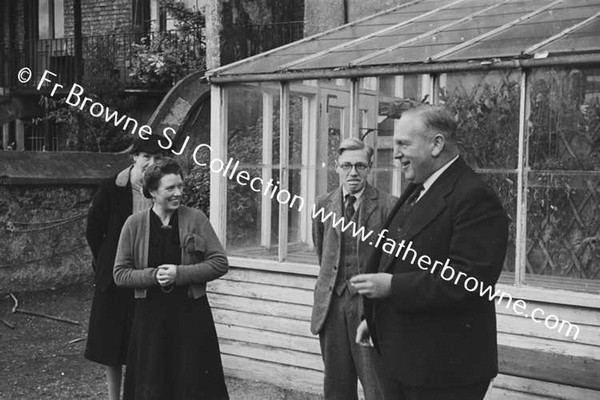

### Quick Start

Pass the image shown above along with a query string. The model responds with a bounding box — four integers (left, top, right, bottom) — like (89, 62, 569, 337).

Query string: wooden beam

(349, 78, 360, 138)
(300, 95, 317, 245)
(261, 92, 273, 248)
(210, 85, 228, 244)
(515, 70, 529, 285)
(278, 82, 290, 261)
(209, 293, 312, 321)
(216, 324, 320, 354)
(219, 267, 316, 290)
(491, 374, 600, 399)
(212, 308, 313, 337)
(207, 54, 600, 84)
(208, 280, 313, 306)
(228, 256, 320, 276)
(498, 345, 600, 391)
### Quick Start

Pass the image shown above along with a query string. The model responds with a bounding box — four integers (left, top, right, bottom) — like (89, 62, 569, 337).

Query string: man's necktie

(406, 184, 424, 207)
(345, 194, 356, 220)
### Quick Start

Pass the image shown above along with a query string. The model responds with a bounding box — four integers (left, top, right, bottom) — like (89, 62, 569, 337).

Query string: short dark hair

(402, 105, 458, 143)
(142, 158, 183, 198)
(130, 134, 166, 155)
(338, 137, 374, 162)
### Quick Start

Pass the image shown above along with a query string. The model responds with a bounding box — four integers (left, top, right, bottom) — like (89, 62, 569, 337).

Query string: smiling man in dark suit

(351, 105, 509, 400)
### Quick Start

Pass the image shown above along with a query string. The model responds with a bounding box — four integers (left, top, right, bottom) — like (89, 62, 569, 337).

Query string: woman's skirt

(84, 285, 135, 366)
(124, 287, 229, 400)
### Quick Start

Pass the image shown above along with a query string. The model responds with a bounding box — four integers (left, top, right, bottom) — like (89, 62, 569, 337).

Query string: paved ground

(0, 284, 322, 400)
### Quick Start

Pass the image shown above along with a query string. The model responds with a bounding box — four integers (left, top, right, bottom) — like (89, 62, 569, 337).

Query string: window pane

(437, 71, 520, 277)
(286, 93, 313, 262)
(529, 67, 600, 171)
(526, 66, 600, 293)
(225, 85, 279, 258)
(439, 70, 521, 170)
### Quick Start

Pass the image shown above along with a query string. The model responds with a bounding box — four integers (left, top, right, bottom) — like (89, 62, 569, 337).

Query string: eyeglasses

(339, 162, 369, 172)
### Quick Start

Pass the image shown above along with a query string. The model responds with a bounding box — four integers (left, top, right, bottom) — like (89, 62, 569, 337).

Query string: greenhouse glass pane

(525, 66, 600, 293)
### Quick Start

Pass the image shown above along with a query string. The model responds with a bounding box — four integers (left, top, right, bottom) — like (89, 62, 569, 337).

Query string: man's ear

(431, 133, 445, 157)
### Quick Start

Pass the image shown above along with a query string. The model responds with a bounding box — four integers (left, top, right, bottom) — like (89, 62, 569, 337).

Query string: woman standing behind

(113, 158, 229, 400)
(85, 137, 164, 400)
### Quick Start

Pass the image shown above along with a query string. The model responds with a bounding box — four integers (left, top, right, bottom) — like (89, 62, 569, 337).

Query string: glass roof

(208, 0, 600, 81)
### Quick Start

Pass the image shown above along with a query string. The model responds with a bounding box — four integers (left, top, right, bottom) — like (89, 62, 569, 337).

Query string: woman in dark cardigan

(114, 158, 229, 400)
(85, 137, 164, 400)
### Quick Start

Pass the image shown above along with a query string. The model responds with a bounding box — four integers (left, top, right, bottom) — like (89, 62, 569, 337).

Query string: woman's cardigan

(113, 206, 229, 299)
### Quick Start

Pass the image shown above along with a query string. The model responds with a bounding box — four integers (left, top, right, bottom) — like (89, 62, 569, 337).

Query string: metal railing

(1, 21, 304, 90)
(1, 30, 202, 90)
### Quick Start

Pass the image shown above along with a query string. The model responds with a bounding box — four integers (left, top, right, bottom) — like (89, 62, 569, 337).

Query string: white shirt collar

(342, 186, 366, 208)
(418, 155, 459, 200)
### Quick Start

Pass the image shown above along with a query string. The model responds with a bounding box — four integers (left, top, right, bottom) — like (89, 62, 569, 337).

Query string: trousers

(319, 289, 383, 400)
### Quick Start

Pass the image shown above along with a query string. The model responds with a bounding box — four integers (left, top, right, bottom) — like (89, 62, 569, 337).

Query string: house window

(132, 0, 151, 35)
(38, 0, 64, 40)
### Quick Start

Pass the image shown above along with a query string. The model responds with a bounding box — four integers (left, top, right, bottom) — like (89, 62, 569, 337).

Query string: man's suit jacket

(365, 157, 509, 387)
(311, 183, 396, 335)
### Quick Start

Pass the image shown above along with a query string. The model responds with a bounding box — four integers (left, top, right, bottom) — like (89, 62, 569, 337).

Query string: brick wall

(64, 0, 133, 37)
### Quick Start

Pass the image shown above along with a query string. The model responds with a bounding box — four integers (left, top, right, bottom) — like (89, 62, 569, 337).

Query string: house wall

(63, 0, 132, 36)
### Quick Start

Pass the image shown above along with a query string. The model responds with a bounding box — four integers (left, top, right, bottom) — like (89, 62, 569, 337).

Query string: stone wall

(0, 184, 97, 294)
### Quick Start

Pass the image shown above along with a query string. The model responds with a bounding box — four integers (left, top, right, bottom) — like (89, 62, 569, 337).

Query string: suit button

(329, 286, 333, 291)
(333, 266, 337, 271)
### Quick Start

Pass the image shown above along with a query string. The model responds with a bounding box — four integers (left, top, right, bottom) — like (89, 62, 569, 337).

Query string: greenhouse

(203, 0, 600, 398)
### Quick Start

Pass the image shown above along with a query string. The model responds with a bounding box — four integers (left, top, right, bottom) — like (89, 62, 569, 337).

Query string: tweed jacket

(311, 183, 396, 335)
(113, 206, 229, 299)
(365, 157, 509, 387)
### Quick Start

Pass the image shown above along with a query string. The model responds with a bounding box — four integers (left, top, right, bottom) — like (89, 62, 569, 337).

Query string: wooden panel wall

(209, 263, 600, 398)
(207, 266, 323, 394)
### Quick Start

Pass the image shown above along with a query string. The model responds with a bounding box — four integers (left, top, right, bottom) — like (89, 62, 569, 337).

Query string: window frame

(209, 67, 600, 303)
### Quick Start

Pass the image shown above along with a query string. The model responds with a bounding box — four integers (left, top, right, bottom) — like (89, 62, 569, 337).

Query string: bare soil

(0, 284, 321, 400)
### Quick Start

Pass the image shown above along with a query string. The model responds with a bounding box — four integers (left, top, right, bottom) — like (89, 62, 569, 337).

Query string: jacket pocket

(184, 233, 206, 261)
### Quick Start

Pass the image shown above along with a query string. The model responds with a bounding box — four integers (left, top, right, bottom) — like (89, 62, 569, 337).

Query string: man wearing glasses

(311, 137, 396, 400)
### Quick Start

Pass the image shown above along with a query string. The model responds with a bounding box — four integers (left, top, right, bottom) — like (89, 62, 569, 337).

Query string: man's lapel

(377, 182, 420, 272)
(379, 157, 467, 272)
(325, 187, 344, 235)
(358, 184, 378, 228)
